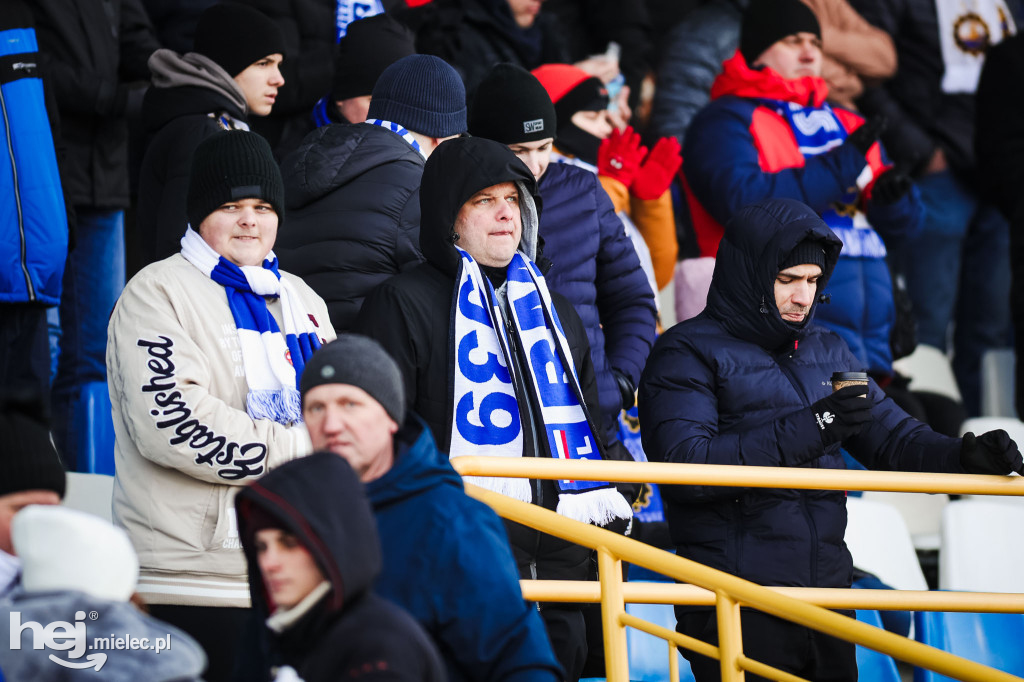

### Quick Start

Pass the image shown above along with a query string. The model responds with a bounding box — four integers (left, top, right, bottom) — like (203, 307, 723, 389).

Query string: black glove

(807, 384, 872, 446)
(846, 116, 887, 156)
(613, 369, 637, 410)
(960, 430, 1024, 475)
(871, 171, 912, 205)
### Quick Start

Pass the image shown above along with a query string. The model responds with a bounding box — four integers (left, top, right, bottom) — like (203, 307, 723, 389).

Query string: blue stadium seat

(854, 609, 901, 682)
(624, 601, 695, 682)
(914, 611, 1024, 681)
(73, 381, 115, 475)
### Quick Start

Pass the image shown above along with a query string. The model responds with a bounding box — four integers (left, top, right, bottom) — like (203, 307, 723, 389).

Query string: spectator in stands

(137, 2, 286, 268)
(976, 32, 1024, 418)
(276, 54, 466, 332)
(0, 0, 69, 401)
(236, 452, 446, 682)
(532, 63, 680, 293)
(297, 334, 561, 682)
(0, 505, 206, 681)
(639, 198, 1024, 682)
(140, 0, 215, 54)
(397, 0, 571, 96)
(680, 0, 921, 387)
(0, 392, 66, 597)
(28, 0, 159, 471)
(469, 62, 658, 440)
(852, 0, 1016, 416)
(354, 137, 635, 681)
(244, 0, 336, 161)
(108, 131, 334, 681)
(649, 0, 895, 145)
(309, 13, 416, 128)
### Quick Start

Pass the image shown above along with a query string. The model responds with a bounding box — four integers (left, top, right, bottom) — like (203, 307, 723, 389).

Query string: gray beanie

(300, 335, 406, 424)
(368, 54, 467, 138)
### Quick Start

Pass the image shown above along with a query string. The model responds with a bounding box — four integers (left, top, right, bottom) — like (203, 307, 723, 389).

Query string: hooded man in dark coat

(354, 136, 635, 682)
(639, 197, 1024, 681)
(236, 451, 446, 682)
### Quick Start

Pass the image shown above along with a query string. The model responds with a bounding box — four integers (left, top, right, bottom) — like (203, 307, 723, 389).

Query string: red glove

(630, 136, 682, 200)
(598, 126, 647, 187)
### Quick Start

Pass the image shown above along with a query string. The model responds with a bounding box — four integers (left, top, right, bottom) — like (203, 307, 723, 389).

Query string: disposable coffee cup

(832, 371, 869, 393)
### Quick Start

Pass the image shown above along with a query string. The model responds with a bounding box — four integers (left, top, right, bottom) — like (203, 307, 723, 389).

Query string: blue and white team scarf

(761, 99, 887, 259)
(335, 0, 383, 41)
(449, 247, 632, 526)
(180, 228, 322, 425)
(364, 118, 426, 159)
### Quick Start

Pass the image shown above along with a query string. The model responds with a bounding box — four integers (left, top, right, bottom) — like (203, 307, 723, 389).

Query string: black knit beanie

(193, 2, 286, 78)
(469, 63, 556, 144)
(740, 0, 821, 66)
(186, 130, 284, 231)
(779, 238, 827, 271)
(332, 14, 416, 101)
(367, 54, 467, 138)
(300, 335, 406, 424)
(0, 393, 66, 499)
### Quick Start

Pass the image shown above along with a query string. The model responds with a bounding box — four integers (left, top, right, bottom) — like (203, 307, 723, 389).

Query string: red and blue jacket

(682, 51, 923, 374)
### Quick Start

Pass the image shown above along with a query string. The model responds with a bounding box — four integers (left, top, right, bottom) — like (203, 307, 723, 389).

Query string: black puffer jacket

(28, 0, 158, 209)
(236, 452, 446, 682)
(136, 51, 250, 266)
(276, 123, 425, 332)
(354, 137, 631, 581)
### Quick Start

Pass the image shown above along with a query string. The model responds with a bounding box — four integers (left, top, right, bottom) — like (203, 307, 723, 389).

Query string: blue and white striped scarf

(450, 247, 631, 526)
(181, 228, 321, 425)
(364, 118, 425, 159)
(761, 99, 886, 259)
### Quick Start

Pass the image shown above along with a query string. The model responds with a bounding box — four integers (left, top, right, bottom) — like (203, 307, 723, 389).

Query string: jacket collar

(711, 49, 829, 108)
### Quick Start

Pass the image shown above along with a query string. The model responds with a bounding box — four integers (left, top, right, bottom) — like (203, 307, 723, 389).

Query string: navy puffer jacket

(538, 163, 657, 434)
(639, 199, 963, 592)
(276, 123, 425, 332)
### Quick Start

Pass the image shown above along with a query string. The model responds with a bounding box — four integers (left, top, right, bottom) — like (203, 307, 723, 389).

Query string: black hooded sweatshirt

(354, 136, 633, 582)
(236, 452, 446, 682)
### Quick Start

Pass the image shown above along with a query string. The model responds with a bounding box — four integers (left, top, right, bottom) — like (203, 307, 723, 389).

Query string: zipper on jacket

(776, 344, 813, 406)
(0, 86, 36, 301)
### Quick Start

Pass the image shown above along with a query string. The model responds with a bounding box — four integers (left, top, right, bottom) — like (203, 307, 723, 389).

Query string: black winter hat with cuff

(186, 130, 284, 231)
(300, 335, 406, 425)
(779, 238, 827, 271)
(469, 63, 557, 144)
(193, 2, 286, 78)
(333, 14, 416, 101)
(740, 0, 821, 67)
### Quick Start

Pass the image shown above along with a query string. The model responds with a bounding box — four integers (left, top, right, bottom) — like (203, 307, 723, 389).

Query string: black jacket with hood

(354, 136, 632, 580)
(276, 123, 426, 332)
(136, 50, 250, 266)
(639, 199, 964, 603)
(236, 452, 446, 682)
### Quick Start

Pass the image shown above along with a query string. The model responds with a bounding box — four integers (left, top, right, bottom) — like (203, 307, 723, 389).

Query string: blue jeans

(52, 208, 125, 468)
(898, 170, 1012, 416)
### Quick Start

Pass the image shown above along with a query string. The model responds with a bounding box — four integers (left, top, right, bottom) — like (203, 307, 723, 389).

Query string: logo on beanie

(523, 118, 545, 134)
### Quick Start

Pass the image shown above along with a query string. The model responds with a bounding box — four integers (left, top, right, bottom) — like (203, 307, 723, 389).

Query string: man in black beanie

(311, 13, 417, 128)
(0, 391, 66, 596)
(298, 335, 562, 682)
(109, 129, 334, 681)
(136, 1, 287, 268)
(276, 54, 468, 332)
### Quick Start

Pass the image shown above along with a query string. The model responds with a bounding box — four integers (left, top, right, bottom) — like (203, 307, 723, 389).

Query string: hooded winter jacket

(276, 123, 426, 332)
(537, 162, 657, 434)
(362, 417, 561, 682)
(137, 50, 251, 266)
(682, 52, 923, 374)
(236, 452, 446, 682)
(639, 199, 964, 599)
(354, 136, 633, 585)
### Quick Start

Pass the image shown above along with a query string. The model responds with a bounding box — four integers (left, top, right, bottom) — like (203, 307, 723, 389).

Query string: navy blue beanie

(368, 54, 467, 138)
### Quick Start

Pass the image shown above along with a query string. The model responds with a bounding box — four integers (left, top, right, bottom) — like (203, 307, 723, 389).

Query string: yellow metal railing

(452, 457, 1024, 682)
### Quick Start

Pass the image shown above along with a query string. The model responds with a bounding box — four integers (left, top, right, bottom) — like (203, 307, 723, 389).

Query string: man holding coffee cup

(639, 198, 1023, 682)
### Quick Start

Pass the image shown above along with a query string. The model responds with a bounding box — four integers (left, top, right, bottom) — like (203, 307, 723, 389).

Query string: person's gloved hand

(612, 369, 636, 409)
(630, 136, 682, 200)
(598, 126, 647, 187)
(807, 384, 872, 446)
(870, 170, 913, 205)
(960, 430, 1024, 475)
(846, 116, 887, 156)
